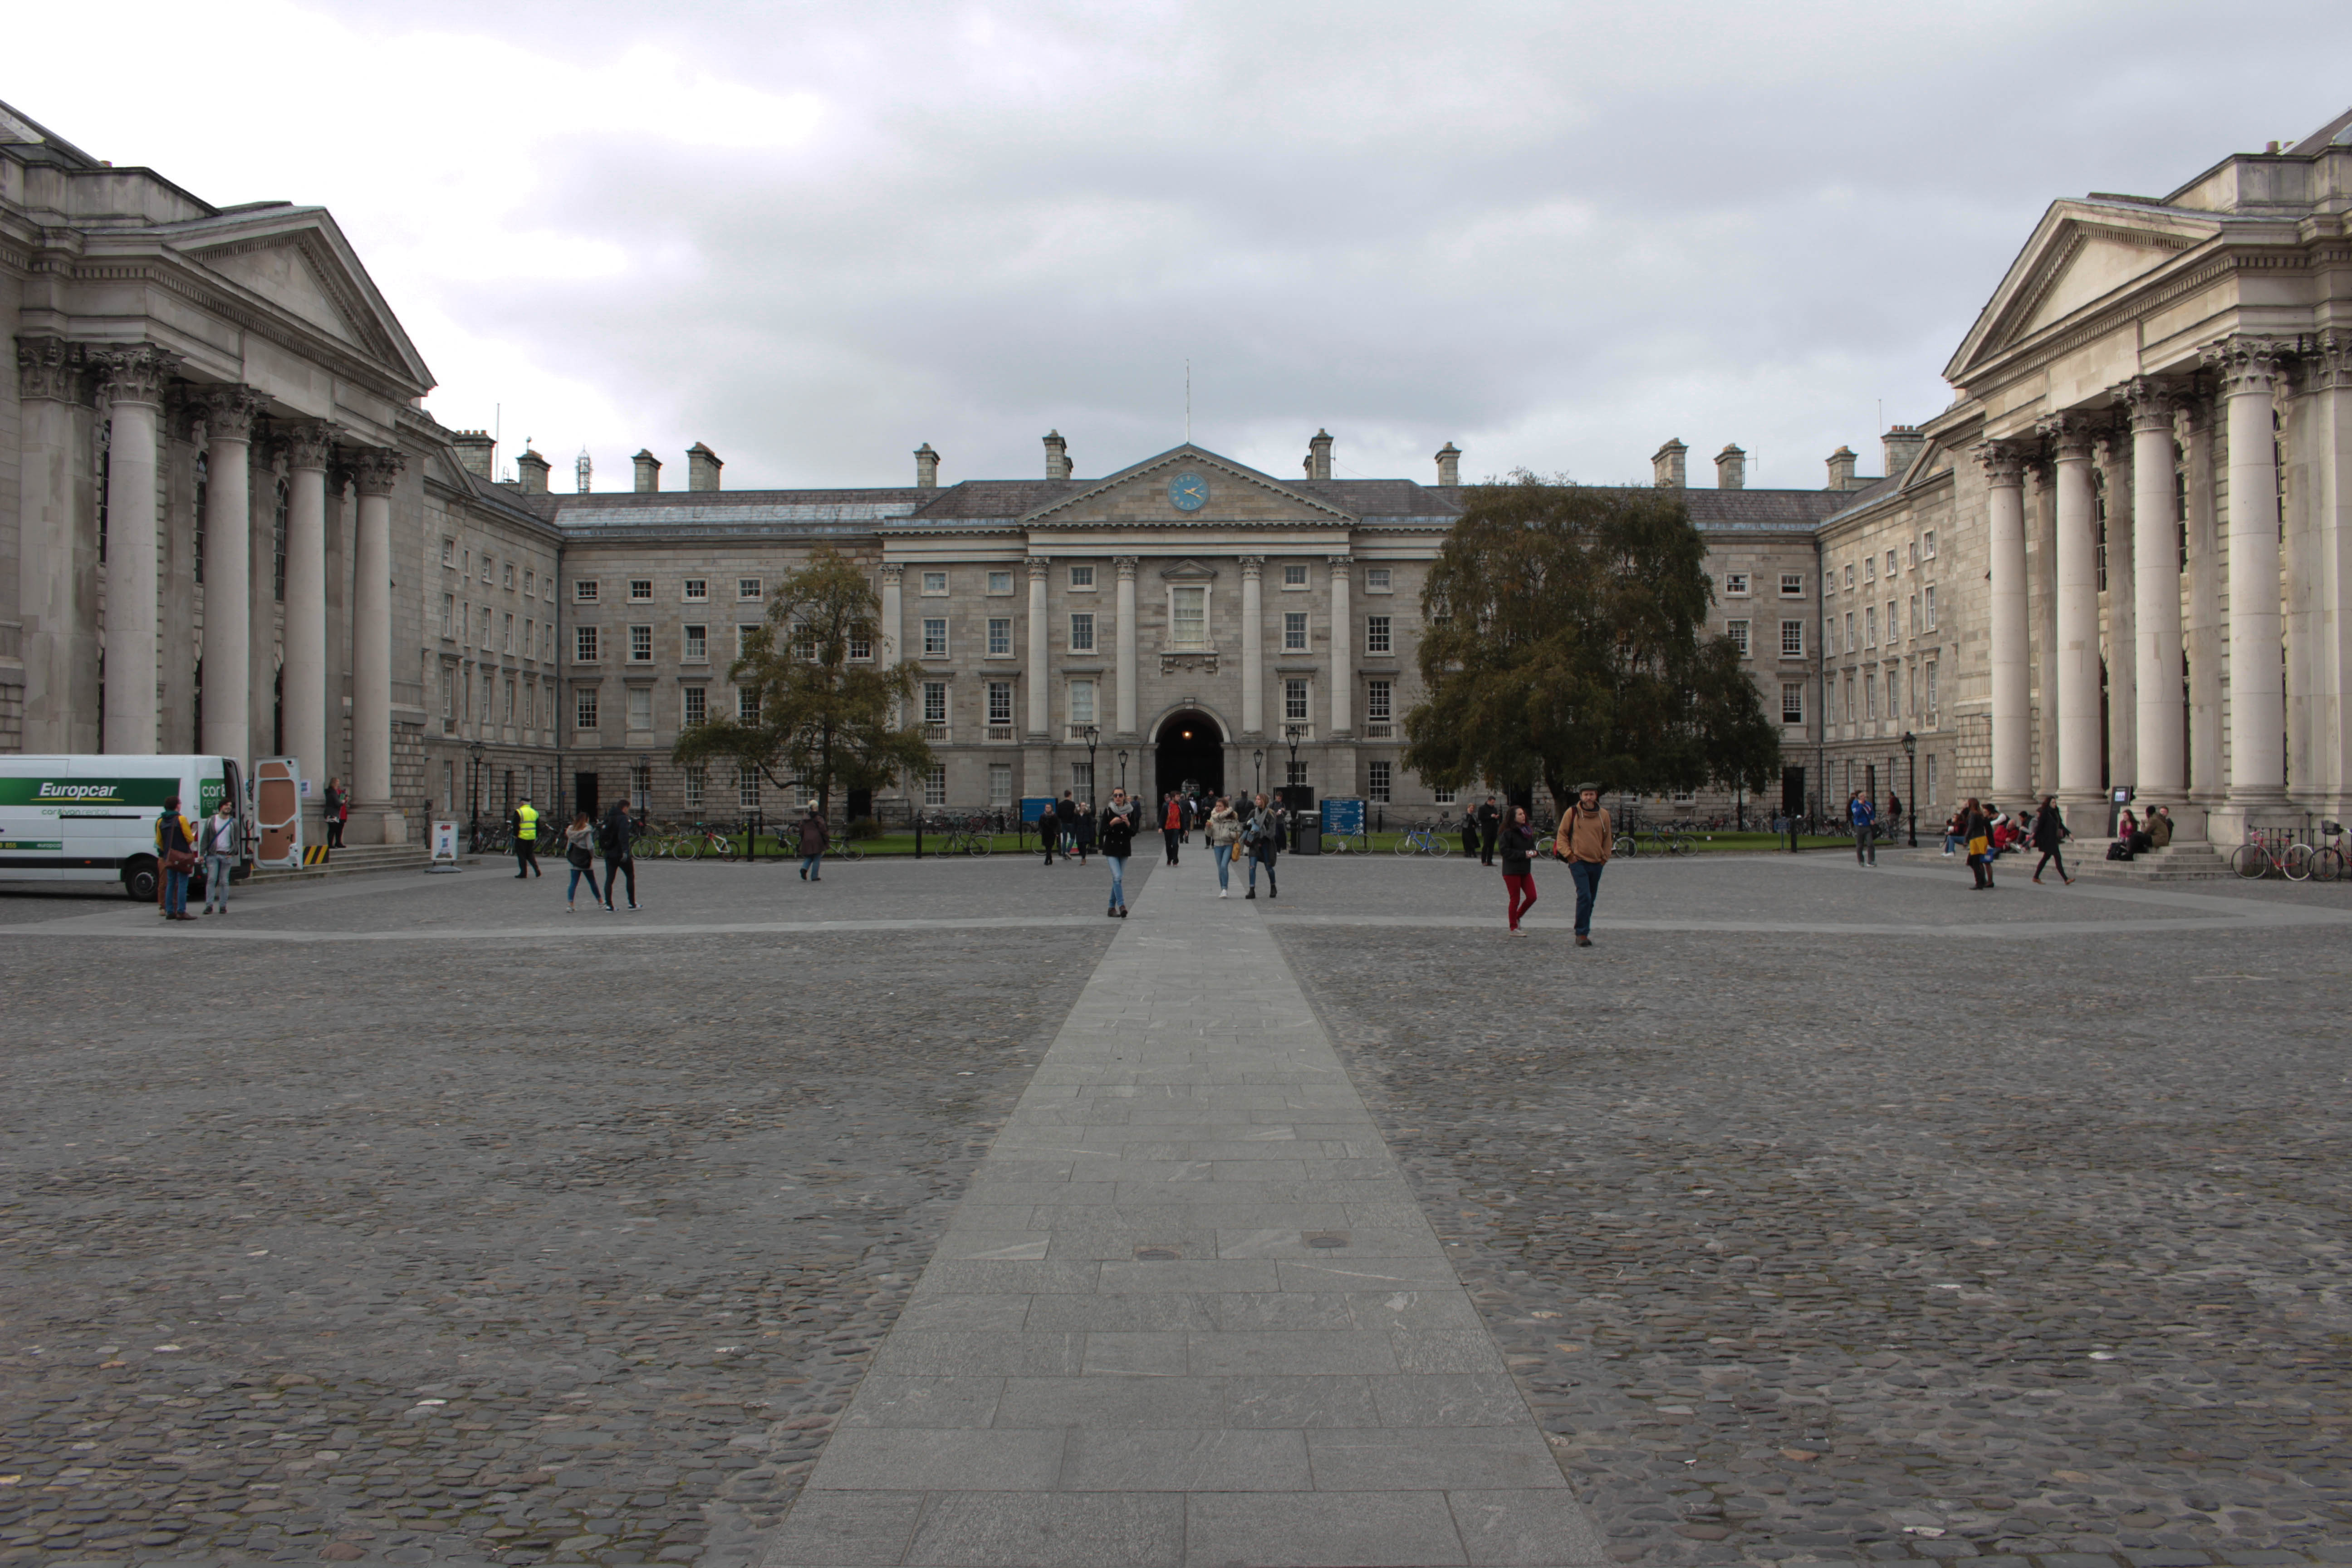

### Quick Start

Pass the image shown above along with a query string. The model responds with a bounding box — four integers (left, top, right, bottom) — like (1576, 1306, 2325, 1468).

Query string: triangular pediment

(1159, 558, 1220, 579)
(1946, 199, 2220, 383)
(1023, 444, 1356, 526)
(206, 239, 360, 343)
(168, 206, 435, 394)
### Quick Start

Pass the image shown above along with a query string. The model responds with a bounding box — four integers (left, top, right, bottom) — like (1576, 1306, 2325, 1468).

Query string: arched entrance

(1154, 710, 1225, 803)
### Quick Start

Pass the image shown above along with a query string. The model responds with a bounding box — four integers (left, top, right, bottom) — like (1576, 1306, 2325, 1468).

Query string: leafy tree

(671, 548, 932, 819)
(1402, 475, 1779, 812)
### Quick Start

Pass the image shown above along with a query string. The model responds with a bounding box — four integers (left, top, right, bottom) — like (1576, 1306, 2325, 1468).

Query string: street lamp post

(1116, 750, 1128, 794)
(1084, 725, 1100, 813)
(1901, 731, 1918, 848)
(467, 739, 486, 852)
(1283, 725, 1303, 799)
(1252, 748, 1264, 799)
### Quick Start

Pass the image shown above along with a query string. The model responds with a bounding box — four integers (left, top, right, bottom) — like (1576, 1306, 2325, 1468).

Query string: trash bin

(1291, 808, 1320, 855)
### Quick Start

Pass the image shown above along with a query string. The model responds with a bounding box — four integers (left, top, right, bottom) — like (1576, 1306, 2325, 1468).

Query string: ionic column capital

(2035, 411, 2095, 462)
(193, 385, 268, 444)
(15, 336, 87, 403)
(1972, 440, 2026, 487)
(1113, 556, 1138, 581)
(353, 446, 408, 497)
(1238, 556, 1264, 579)
(93, 343, 176, 408)
(880, 564, 905, 585)
(2202, 334, 2292, 398)
(1326, 554, 1354, 571)
(278, 421, 336, 472)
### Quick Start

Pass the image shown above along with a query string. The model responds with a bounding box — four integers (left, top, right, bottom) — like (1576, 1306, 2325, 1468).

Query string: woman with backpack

(1099, 788, 1137, 917)
(154, 796, 198, 921)
(1245, 792, 1279, 900)
(562, 811, 602, 911)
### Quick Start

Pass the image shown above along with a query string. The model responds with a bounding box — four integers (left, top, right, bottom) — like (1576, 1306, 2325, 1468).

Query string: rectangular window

(684, 625, 707, 661)
(1909, 663, 1920, 717)
(1924, 585, 1938, 630)
(524, 568, 535, 596)
(986, 681, 1014, 727)
(1908, 593, 1919, 639)
(1907, 541, 1918, 569)
(441, 537, 456, 567)
(1069, 612, 1096, 652)
(481, 608, 493, 650)
(575, 580, 598, 602)
(1072, 760, 1093, 798)
(987, 616, 1012, 656)
(791, 623, 818, 662)
(1724, 572, 1751, 596)
(1843, 675, 1854, 724)
(1886, 550, 1897, 578)
(1866, 671, 1877, 720)
(501, 563, 514, 591)
(1431, 783, 1455, 805)
(575, 688, 598, 730)
(1365, 567, 1393, 593)
(1284, 611, 1308, 652)
(1843, 564, 1855, 591)
(737, 687, 760, 723)
(1780, 620, 1803, 658)
(1171, 585, 1207, 649)
(1282, 563, 1308, 588)
(627, 686, 653, 731)
(922, 682, 948, 726)
(921, 571, 948, 596)
(575, 626, 599, 662)
(1069, 678, 1096, 725)
(629, 625, 652, 662)
(1926, 754, 1939, 806)
(1844, 611, 1855, 650)
(1864, 555, 1876, 584)
(683, 765, 705, 809)
(1284, 678, 1310, 723)
(739, 578, 763, 600)
(1886, 600, 1897, 648)
(503, 677, 515, 726)
(683, 686, 706, 726)
(848, 622, 873, 661)
(1365, 679, 1392, 723)
(631, 763, 652, 812)
(989, 763, 1013, 806)
(684, 578, 707, 601)
(482, 554, 495, 584)
(1780, 573, 1804, 597)
(987, 569, 1014, 595)
(1368, 761, 1392, 803)
(1069, 564, 1095, 589)
(628, 579, 652, 601)
(1726, 618, 1750, 655)
(739, 764, 760, 810)
(1887, 662, 1900, 718)
(1365, 614, 1392, 655)
(1926, 661, 1939, 718)
(523, 618, 534, 658)
(923, 617, 949, 658)
(441, 593, 454, 638)
(1865, 606, 1877, 648)
(1287, 760, 1309, 788)
(503, 613, 514, 653)
(924, 764, 948, 808)
(1923, 529, 1936, 560)
(1780, 682, 1804, 724)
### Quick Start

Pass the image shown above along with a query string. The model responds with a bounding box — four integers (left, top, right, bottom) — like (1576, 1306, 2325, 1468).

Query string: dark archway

(1154, 710, 1225, 804)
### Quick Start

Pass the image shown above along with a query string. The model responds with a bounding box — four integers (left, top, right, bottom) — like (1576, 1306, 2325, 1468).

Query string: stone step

(246, 845, 434, 883)
(2064, 842, 2230, 882)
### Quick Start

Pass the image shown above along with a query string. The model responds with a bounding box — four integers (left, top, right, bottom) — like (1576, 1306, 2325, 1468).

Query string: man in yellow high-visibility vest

(510, 798, 541, 879)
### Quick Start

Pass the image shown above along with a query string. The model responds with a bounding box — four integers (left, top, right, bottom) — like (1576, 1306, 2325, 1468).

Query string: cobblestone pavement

(1270, 856, 2352, 1568)
(0, 859, 1139, 1568)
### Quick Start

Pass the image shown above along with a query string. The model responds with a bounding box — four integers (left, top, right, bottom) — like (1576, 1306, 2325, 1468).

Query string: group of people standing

(1039, 793, 1097, 865)
(507, 796, 643, 911)
(1081, 788, 1291, 917)
(1492, 784, 1614, 943)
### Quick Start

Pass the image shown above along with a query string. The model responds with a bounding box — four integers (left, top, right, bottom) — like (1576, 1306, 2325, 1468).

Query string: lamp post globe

(1252, 748, 1264, 797)
(1116, 749, 1128, 792)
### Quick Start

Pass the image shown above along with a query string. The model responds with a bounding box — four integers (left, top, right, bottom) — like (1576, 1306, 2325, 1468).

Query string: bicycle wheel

(1428, 836, 1450, 858)
(671, 837, 700, 861)
(967, 836, 993, 857)
(2230, 843, 2269, 879)
(2283, 843, 2315, 882)
(2312, 846, 2347, 883)
(1394, 833, 1418, 856)
(1668, 834, 1694, 856)
(1613, 833, 1637, 858)
(837, 842, 865, 862)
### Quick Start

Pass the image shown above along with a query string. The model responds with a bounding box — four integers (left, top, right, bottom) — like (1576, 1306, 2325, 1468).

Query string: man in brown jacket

(1552, 783, 1613, 947)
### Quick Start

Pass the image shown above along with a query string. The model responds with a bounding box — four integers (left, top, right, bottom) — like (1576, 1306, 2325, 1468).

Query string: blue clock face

(1168, 471, 1209, 512)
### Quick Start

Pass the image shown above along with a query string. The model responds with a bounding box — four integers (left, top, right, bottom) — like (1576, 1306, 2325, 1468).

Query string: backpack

(2106, 841, 2132, 861)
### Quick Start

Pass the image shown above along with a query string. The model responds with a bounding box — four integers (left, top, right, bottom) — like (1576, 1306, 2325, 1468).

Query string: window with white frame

(523, 569, 534, 597)
(1068, 678, 1096, 726)
(1725, 572, 1751, 596)
(627, 686, 653, 731)
(1907, 541, 1918, 569)
(986, 681, 1014, 728)
(503, 678, 515, 727)
(481, 554, 494, 584)
(1287, 759, 1309, 787)
(1365, 567, 1393, 593)
(1431, 783, 1456, 804)
(921, 571, 948, 596)
(684, 578, 707, 601)
(739, 578, 762, 600)
(1924, 585, 1938, 630)
(922, 681, 948, 726)
(1843, 612, 1855, 650)
(523, 617, 534, 658)
(441, 537, 456, 567)
(1885, 549, 1897, 578)
(1726, 619, 1750, 656)
(1072, 760, 1093, 797)
(1170, 585, 1207, 650)
(503, 563, 515, 591)
(441, 593, 454, 638)
(683, 764, 705, 809)
(735, 624, 756, 658)
(1780, 573, 1805, 597)
(1780, 682, 1803, 724)
(1366, 614, 1392, 656)
(1843, 674, 1854, 723)
(923, 764, 947, 807)
(1284, 678, 1310, 723)
(631, 763, 652, 812)
(575, 688, 598, 730)
(684, 625, 707, 662)
(1926, 754, 1940, 805)
(1865, 671, 1877, 720)
(1365, 679, 1392, 724)
(503, 613, 515, 653)
(791, 622, 817, 662)
(1886, 662, 1900, 718)
(1281, 563, 1308, 588)
(575, 626, 599, 662)
(481, 608, 493, 650)
(1843, 564, 1855, 591)
(1069, 564, 1095, 589)
(1780, 620, 1803, 657)
(737, 687, 760, 722)
(1368, 761, 1392, 802)
(1069, 612, 1095, 652)
(1885, 601, 1896, 649)
(986, 569, 1014, 595)
(629, 625, 652, 662)
(1909, 663, 1920, 717)
(1864, 555, 1876, 584)
(922, 617, 948, 658)
(1926, 660, 1939, 719)
(575, 580, 598, 602)
(989, 764, 1012, 806)
(986, 617, 1012, 656)
(683, 686, 706, 726)
(739, 764, 760, 810)
(629, 578, 652, 601)
(1909, 593, 1919, 639)
(544, 624, 554, 658)
(848, 622, 872, 661)
(1284, 611, 1308, 652)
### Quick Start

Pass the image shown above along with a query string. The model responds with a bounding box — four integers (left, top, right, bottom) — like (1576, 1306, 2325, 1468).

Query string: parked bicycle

(934, 816, 995, 856)
(2230, 828, 2313, 881)
(669, 822, 738, 861)
(2308, 820, 2346, 882)
(1393, 820, 1452, 857)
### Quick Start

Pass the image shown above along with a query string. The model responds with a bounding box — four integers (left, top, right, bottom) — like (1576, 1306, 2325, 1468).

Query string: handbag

(2106, 841, 2132, 861)
(567, 841, 593, 869)
(1965, 834, 1989, 858)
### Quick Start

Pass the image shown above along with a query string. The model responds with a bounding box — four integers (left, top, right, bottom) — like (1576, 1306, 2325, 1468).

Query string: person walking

(796, 805, 829, 882)
(1459, 801, 1480, 859)
(562, 811, 602, 911)
(1162, 793, 1184, 865)
(153, 795, 197, 921)
(509, 795, 542, 878)
(323, 777, 347, 851)
(1100, 787, 1137, 917)
(1071, 799, 1095, 865)
(601, 797, 640, 910)
(2030, 794, 2073, 884)
(1054, 791, 1078, 861)
(1476, 795, 1501, 867)
(1207, 796, 1242, 897)
(1246, 791, 1280, 899)
(1552, 783, 1612, 947)
(200, 796, 239, 915)
(1499, 804, 1539, 936)
(1848, 789, 1878, 866)
(1960, 797, 1995, 890)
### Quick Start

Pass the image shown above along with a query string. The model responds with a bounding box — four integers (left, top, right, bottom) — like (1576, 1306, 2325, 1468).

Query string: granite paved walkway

(755, 855, 1610, 1568)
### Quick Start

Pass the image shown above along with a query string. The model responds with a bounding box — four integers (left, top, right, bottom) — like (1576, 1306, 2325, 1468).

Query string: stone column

(2042, 414, 2102, 806)
(16, 338, 97, 752)
(2178, 399, 2223, 815)
(279, 422, 334, 796)
(2298, 331, 2352, 816)
(1025, 556, 1050, 740)
(1978, 442, 2030, 801)
(879, 564, 904, 662)
(1114, 557, 1138, 737)
(2095, 424, 2136, 786)
(2030, 462, 2059, 790)
(352, 448, 403, 839)
(96, 348, 173, 753)
(1239, 556, 1265, 736)
(196, 387, 264, 767)
(2123, 379, 2188, 813)
(1328, 555, 1353, 737)
(2206, 337, 2290, 815)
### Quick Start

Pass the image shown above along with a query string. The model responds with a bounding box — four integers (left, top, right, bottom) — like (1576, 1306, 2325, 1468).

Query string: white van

(0, 755, 250, 901)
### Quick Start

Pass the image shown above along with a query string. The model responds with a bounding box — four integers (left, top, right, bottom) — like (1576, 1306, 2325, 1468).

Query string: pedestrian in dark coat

(796, 807, 828, 882)
(1460, 803, 1480, 859)
(602, 798, 640, 910)
(1100, 789, 1137, 916)
(1961, 798, 1995, 890)
(1071, 800, 1095, 864)
(1500, 805, 1538, 935)
(1476, 796, 1500, 867)
(2030, 794, 2073, 885)
(1245, 791, 1279, 899)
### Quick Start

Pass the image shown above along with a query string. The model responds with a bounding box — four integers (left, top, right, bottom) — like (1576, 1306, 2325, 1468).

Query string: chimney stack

(632, 450, 661, 493)
(515, 446, 551, 495)
(1715, 443, 1746, 490)
(1434, 441, 1461, 487)
(451, 430, 496, 479)
(914, 443, 940, 489)
(1651, 438, 1687, 489)
(1882, 423, 1926, 480)
(686, 442, 723, 492)
(1825, 445, 1859, 491)
(1308, 428, 1333, 481)
(1044, 430, 1070, 480)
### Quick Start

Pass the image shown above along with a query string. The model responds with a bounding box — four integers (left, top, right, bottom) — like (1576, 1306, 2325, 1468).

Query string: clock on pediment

(1167, 471, 1209, 512)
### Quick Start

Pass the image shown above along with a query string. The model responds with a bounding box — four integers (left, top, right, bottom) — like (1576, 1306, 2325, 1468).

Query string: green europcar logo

(0, 777, 187, 808)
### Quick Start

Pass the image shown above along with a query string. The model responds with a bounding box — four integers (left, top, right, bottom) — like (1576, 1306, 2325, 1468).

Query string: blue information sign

(1019, 796, 1057, 824)
(1322, 797, 1366, 837)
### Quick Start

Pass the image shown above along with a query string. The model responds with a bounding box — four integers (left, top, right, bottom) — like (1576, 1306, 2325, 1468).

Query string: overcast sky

(16, 1, 2352, 493)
